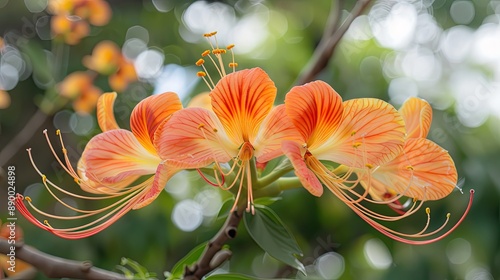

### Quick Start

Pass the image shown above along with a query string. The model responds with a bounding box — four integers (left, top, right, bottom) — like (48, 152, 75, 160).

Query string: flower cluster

(17, 33, 472, 244)
(48, 0, 136, 114)
(48, 0, 111, 45)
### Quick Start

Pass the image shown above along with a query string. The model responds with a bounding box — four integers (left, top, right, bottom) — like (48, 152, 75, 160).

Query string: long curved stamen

(354, 190, 475, 245)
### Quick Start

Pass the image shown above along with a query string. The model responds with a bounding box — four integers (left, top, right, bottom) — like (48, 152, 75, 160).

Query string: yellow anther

(204, 32, 216, 37)
(56, 129, 61, 135)
(351, 131, 356, 136)
(43, 220, 52, 228)
(197, 71, 207, 77)
(62, 148, 67, 154)
(226, 44, 235, 50)
(425, 207, 430, 214)
(25, 196, 32, 203)
(229, 62, 238, 68)
(42, 175, 47, 183)
(197, 123, 205, 130)
(446, 213, 451, 218)
(196, 59, 205, 66)
(406, 165, 414, 171)
(365, 163, 373, 169)
(201, 50, 210, 57)
(353, 142, 362, 148)
(210, 31, 217, 36)
(213, 128, 218, 133)
(74, 178, 80, 184)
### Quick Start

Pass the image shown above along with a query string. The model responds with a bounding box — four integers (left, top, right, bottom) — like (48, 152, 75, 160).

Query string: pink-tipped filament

(20, 130, 154, 239)
(196, 31, 238, 91)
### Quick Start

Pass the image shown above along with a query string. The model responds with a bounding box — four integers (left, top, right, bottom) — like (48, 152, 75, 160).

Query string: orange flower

(83, 41, 121, 75)
(16, 92, 182, 239)
(108, 58, 137, 92)
(83, 41, 138, 92)
(48, 0, 111, 26)
(51, 15, 89, 45)
(58, 71, 102, 113)
(282, 83, 406, 197)
(352, 97, 473, 244)
(156, 67, 301, 213)
(73, 0, 112, 26)
(282, 89, 473, 244)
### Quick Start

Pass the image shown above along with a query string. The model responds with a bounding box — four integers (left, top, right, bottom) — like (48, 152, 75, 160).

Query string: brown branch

(183, 209, 244, 280)
(0, 109, 48, 168)
(0, 239, 125, 279)
(295, 0, 373, 85)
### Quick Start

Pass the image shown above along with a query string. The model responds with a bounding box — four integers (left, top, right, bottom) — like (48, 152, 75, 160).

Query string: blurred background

(1, 0, 499, 279)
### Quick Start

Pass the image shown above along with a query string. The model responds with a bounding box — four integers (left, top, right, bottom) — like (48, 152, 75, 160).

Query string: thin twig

(183, 208, 244, 280)
(0, 239, 125, 279)
(0, 109, 48, 168)
(296, 0, 373, 85)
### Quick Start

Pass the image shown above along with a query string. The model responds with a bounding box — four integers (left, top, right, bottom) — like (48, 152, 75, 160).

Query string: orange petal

(133, 163, 176, 209)
(285, 81, 344, 148)
(210, 67, 276, 144)
(399, 97, 433, 138)
(315, 98, 405, 168)
(282, 141, 323, 197)
(254, 105, 303, 163)
(77, 158, 139, 194)
(363, 138, 457, 201)
(155, 108, 238, 168)
(130, 92, 182, 154)
(82, 129, 161, 185)
(97, 92, 120, 132)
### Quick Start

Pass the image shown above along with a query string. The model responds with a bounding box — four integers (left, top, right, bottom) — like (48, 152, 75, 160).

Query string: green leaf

(167, 242, 207, 279)
(244, 205, 305, 275)
(217, 197, 234, 220)
(205, 273, 257, 280)
(116, 258, 157, 280)
(253, 196, 282, 206)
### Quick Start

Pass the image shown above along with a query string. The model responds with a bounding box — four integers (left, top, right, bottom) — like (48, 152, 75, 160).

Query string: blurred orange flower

(49, 0, 111, 26)
(58, 71, 102, 113)
(109, 59, 137, 92)
(83, 41, 121, 75)
(48, 0, 111, 45)
(0, 90, 11, 109)
(51, 15, 90, 45)
(84, 41, 138, 92)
